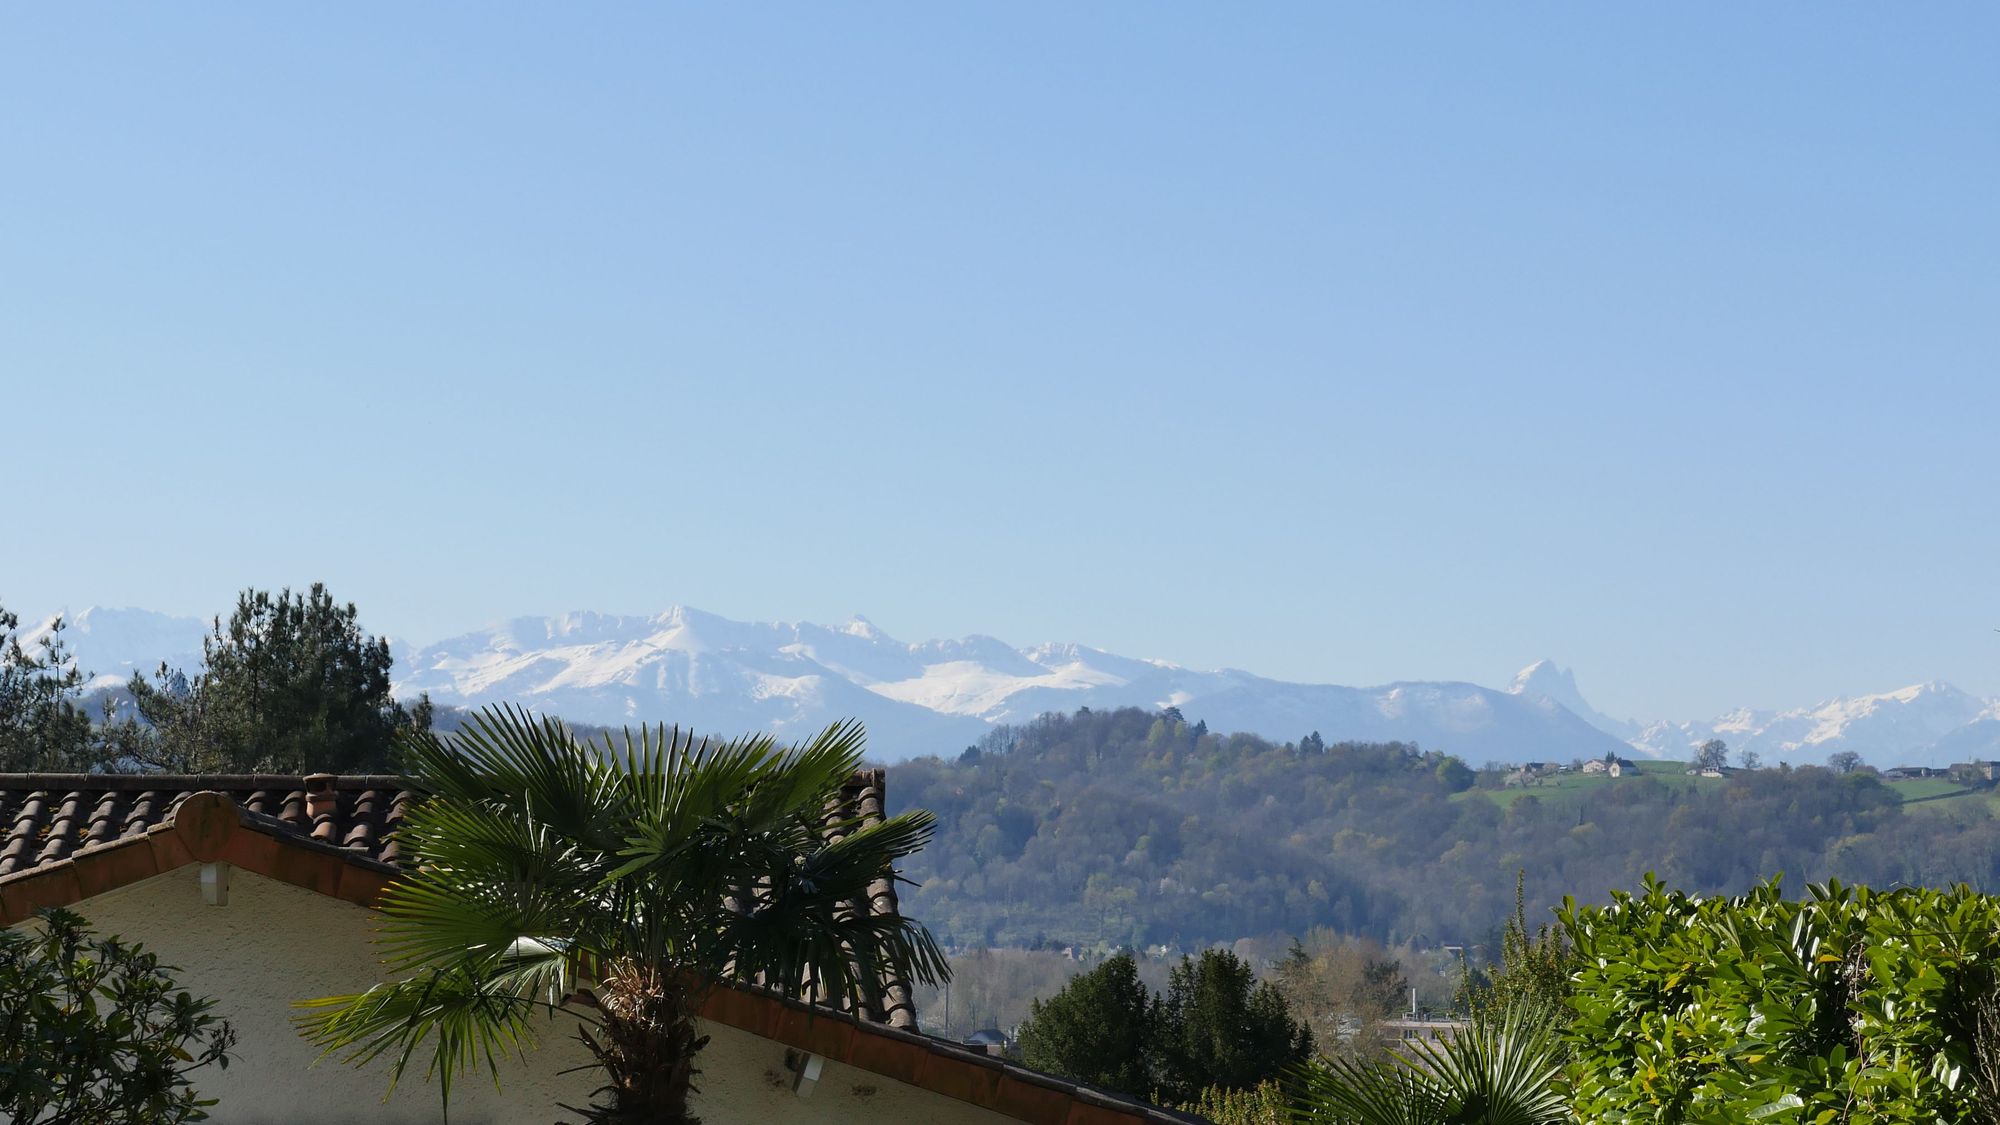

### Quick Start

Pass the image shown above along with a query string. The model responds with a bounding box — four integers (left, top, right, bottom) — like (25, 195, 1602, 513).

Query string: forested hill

(886, 707, 2000, 950)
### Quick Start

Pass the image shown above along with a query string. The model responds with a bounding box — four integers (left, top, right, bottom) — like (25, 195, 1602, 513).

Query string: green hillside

(889, 707, 2000, 952)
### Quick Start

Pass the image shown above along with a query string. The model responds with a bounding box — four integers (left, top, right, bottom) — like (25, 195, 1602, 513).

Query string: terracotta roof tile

(0, 774, 412, 876)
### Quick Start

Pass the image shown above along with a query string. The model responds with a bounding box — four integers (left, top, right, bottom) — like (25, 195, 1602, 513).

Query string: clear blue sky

(4, 6, 1995, 720)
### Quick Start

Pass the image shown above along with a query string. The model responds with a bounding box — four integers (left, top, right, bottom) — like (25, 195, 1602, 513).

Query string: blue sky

(4, 5, 1995, 720)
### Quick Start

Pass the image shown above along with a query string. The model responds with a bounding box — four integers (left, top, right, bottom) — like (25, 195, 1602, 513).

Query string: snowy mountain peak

(373, 611, 1642, 764)
(1631, 679, 1994, 769)
(20, 606, 209, 689)
(840, 615, 884, 641)
(1506, 659, 1638, 740)
(1510, 659, 1578, 700)
(29, 603, 2000, 770)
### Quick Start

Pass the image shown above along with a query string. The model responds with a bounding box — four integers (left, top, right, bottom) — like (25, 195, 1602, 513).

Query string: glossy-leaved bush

(0, 908, 236, 1125)
(1564, 875, 2000, 1123)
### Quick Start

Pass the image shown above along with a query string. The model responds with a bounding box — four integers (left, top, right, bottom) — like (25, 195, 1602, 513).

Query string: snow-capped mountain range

(21, 606, 2000, 767)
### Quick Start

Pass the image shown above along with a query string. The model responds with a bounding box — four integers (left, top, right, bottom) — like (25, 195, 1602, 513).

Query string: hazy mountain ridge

(1623, 682, 2000, 769)
(382, 608, 1633, 764)
(20, 606, 208, 693)
(1504, 661, 2000, 770)
(26, 606, 2000, 767)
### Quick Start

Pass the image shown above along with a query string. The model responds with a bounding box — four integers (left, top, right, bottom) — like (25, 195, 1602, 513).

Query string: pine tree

(128, 585, 426, 773)
(1154, 949, 1313, 1103)
(1017, 952, 1156, 1097)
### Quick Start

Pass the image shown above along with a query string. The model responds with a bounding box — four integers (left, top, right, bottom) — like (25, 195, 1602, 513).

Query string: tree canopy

(892, 706, 2000, 951)
(129, 584, 425, 773)
(1016, 947, 1308, 1104)
(1017, 952, 1154, 1095)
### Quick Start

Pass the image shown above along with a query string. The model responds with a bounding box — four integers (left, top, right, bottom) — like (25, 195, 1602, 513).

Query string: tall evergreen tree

(128, 585, 425, 773)
(1017, 952, 1156, 1097)
(1154, 949, 1312, 1104)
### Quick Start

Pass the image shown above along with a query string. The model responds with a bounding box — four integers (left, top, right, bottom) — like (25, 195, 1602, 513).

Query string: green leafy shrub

(0, 907, 237, 1124)
(1564, 875, 2000, 1123)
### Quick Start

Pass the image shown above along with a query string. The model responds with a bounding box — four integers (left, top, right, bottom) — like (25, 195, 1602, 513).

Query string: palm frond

(1400, 1010, 1566, 1125)
(1289, 1008, 1566, 1125)
(403, 705, 628, 854)
(718, 810, 951, 1008)
(296, 964, 575, 1104)
(1290, 1059, 1443, 1125)
(307, 706, 949, 1119)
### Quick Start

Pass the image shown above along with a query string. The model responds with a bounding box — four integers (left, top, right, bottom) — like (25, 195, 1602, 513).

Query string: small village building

(1884, 766, 1949, 780)
(1377, 1015, 1468, 1046)
(1504, 762, 1561, 788)
(0, 772, 1197, 1125)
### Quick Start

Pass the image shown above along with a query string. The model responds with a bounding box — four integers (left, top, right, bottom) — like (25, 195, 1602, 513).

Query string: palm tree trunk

(570, 965, 711, 1125)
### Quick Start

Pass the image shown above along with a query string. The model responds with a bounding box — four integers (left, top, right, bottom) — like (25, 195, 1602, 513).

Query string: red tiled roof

(0, 773, 410, 875)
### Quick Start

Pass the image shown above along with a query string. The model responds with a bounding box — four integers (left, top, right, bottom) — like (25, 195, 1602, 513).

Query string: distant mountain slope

(21, 607, 208, 692)
(1506, 660, 1999, 769)
(1627, 682, 1996, 769)
(379, 608, 1640, 764)
(30, 605, 2000, 767)
(1507, 659, 1640, 739)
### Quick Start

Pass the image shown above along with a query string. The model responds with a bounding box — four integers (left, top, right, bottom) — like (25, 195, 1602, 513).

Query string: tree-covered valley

(889, 706, 2000, 951)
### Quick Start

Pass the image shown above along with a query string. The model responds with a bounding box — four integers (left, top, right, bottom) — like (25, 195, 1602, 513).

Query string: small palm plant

(297, 706, 950, 1125)
(1289, 1008, 1567, 1125)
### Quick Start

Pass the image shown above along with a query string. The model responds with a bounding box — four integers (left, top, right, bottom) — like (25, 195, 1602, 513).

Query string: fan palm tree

(296, 706, 950, 1125)
(1289, 1008, 1568, 1125)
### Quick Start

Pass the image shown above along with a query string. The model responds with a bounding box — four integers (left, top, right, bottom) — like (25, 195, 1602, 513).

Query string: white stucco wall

(689, 1020, 1019, 1125)
(68, 865, 594, 1125)
(57, 865, 1017, 1125)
